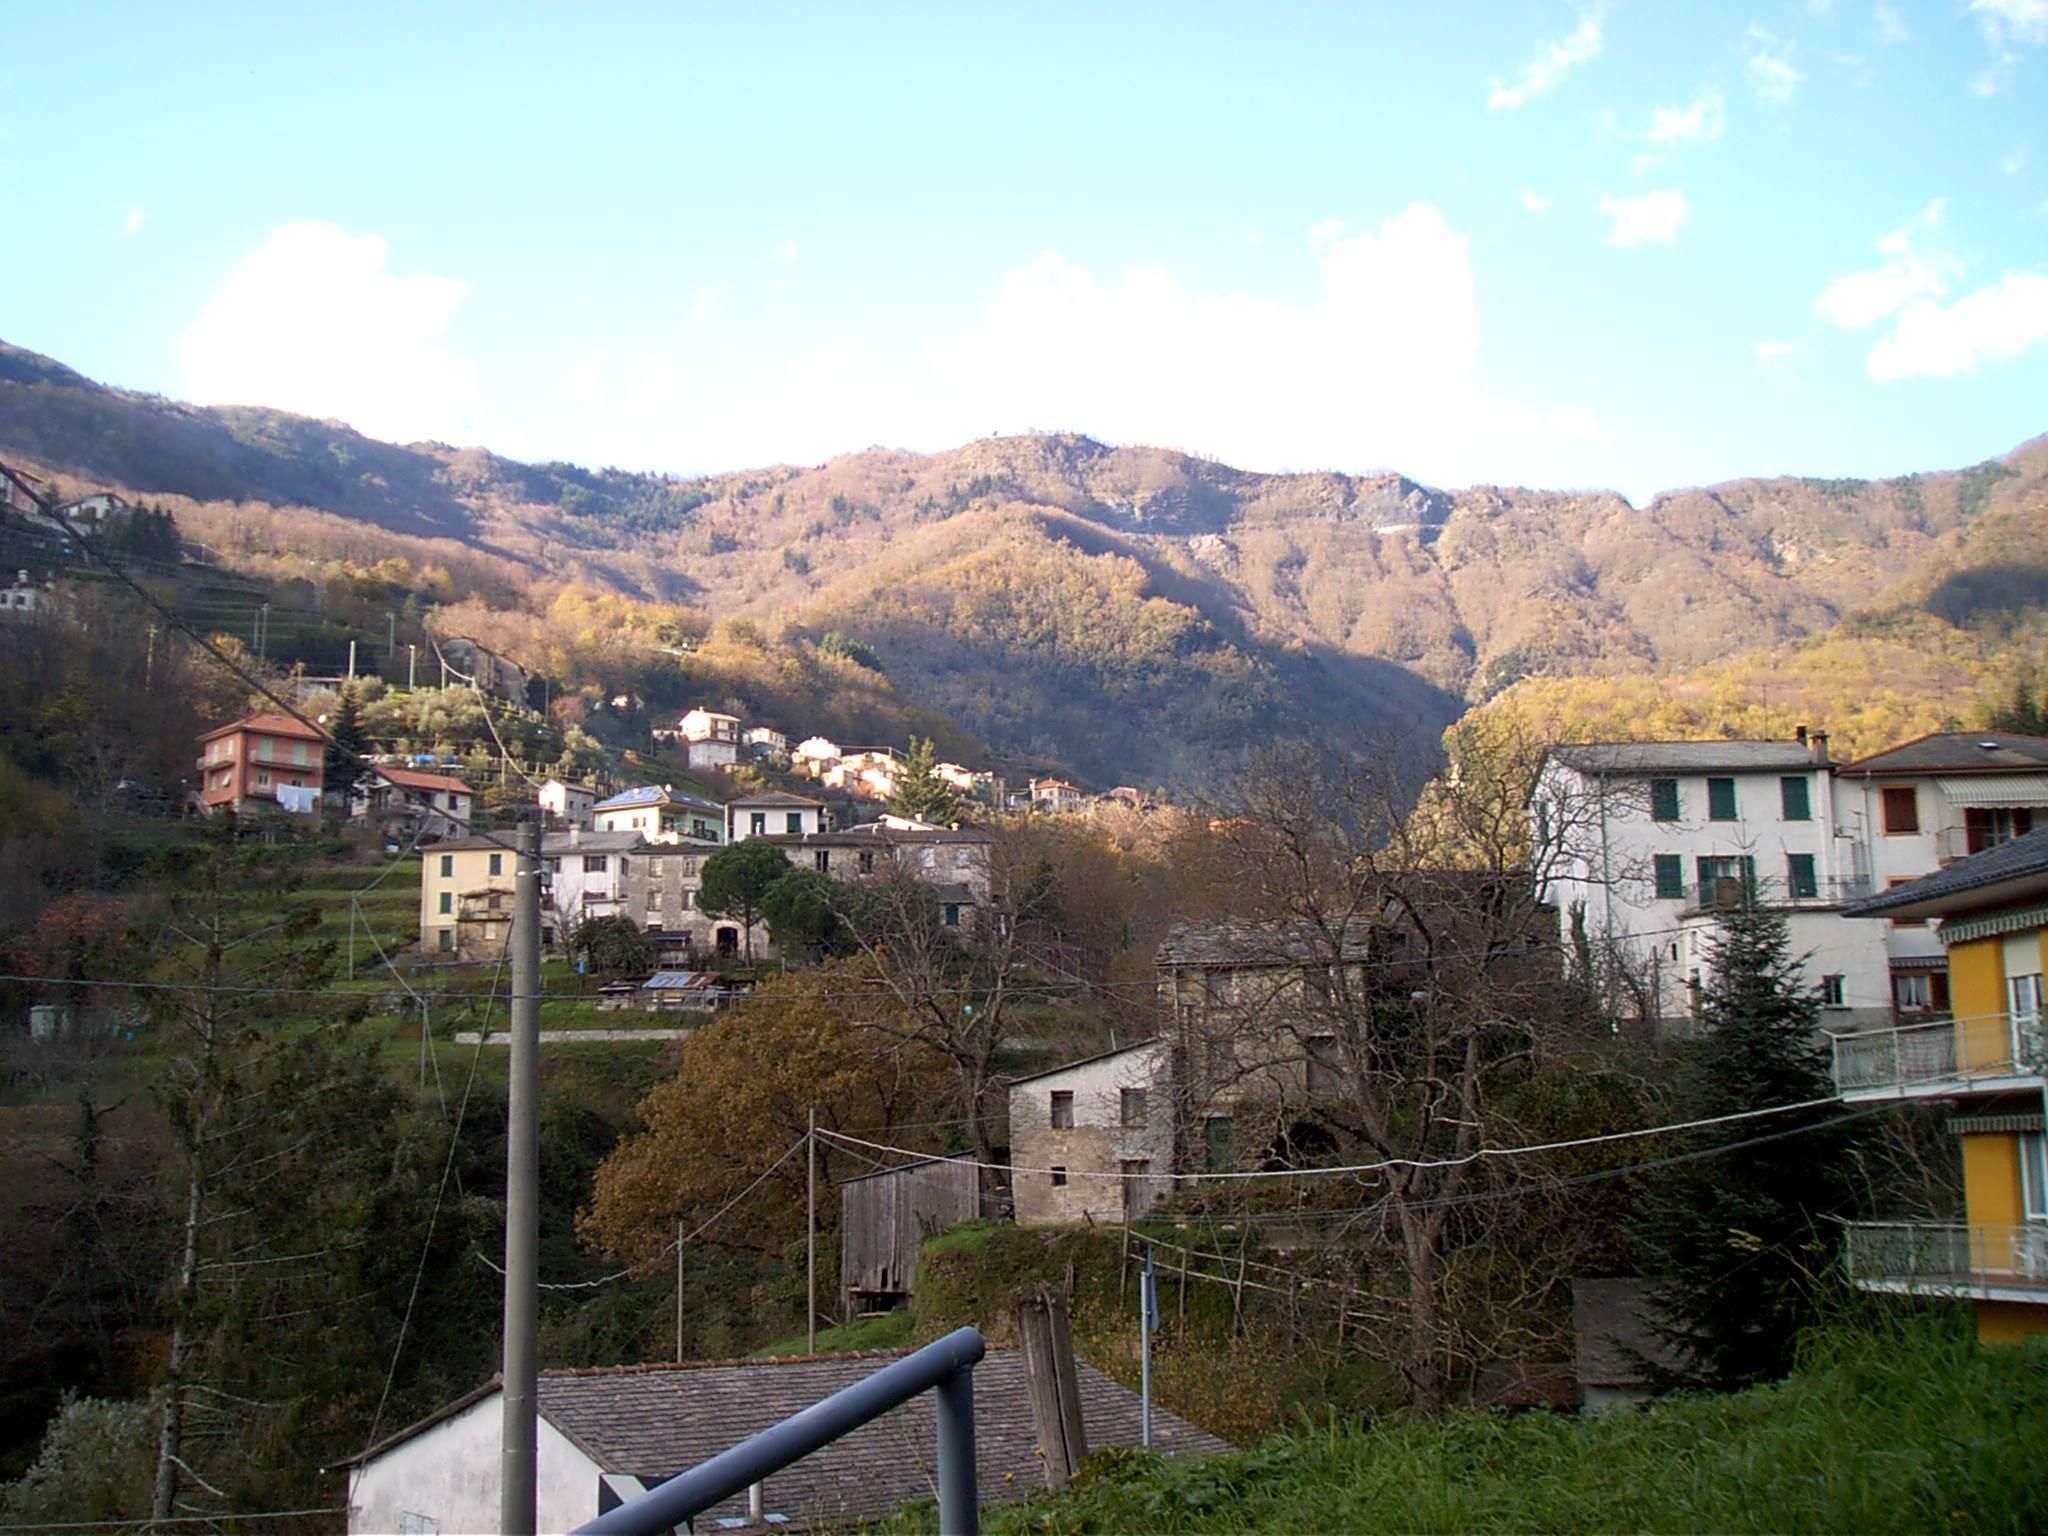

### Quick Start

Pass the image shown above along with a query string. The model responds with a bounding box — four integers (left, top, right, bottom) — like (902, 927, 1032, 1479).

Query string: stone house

(1010, 1040, 1175, 1227)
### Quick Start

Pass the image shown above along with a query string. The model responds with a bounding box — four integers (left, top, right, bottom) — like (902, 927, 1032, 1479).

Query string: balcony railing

(1674, 876, 1871, 913)
(1845, 1221, 2048, 1296)
(1831, 1012, 2045, 1097)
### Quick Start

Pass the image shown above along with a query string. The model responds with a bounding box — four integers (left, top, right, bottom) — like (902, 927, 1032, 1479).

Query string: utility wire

(820, 1093, 1854, 1183)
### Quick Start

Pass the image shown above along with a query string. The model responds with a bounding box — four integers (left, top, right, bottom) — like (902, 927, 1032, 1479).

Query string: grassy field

(914, 1308, 2046, 1536)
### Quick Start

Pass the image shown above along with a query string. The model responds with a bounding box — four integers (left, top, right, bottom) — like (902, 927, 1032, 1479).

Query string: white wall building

(538, 778, 597, 830)
(677, 707, 741, 744)
(793, 735, 841, 767)
(1534, 734, 1890, 1028)
(1010, 1040, 1176, 1227)
(1833, 732, 2048, 1015)
(728, 789, 828, 842)
(591, 784, 725, 844)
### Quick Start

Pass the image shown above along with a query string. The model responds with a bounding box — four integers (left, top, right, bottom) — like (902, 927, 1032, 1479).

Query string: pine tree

(1630, 901, 1849, 1389)
(1988, 675, 2047, 735)
(324, 685, 368, 802)
(888, 736, 966, 826)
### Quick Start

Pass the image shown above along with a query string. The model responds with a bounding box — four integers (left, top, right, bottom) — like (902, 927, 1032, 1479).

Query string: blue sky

(3, 1, 2044, 502)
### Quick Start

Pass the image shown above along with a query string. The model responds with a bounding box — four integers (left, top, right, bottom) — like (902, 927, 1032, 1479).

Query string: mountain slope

(3, 338, 2044, 783)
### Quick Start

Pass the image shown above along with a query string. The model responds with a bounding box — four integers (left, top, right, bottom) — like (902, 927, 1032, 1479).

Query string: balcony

(1676, 875, 1871, 915)
(1845, 1221, 2048, 1304)
(1830, 1013, 2045, 1101)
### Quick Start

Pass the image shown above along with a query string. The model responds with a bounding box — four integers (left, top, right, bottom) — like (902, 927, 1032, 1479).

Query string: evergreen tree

(888, 736, 966, 825)
(1988, 674, 2047, 735)
(325, 684, 368, 797)
(695, 839, 792, 961)
(1630, 902, 1848, 1389)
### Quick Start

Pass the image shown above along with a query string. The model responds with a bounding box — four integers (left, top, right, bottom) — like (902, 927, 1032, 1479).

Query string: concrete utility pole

(807, 1106, 818, 1353)
(500, 820, 542, 1536)
(408, 643, 417, 691)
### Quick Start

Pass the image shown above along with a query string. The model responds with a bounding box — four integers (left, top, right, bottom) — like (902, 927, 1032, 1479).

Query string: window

(1307, 1035, 1342, 1096)
(1821, 974, 1846, 1008)
(1886, 877, 1926, 927)
(750, 812, 767, 835)
(1049, 1090, 1074, 1129)
(1780, 776, 1811, 821)
(1696, 855, 1754, 905)
(439, 854, 453, 878)
(544, 857, 560, 874)
(648, 889, 663, 912)
(1786, 853, 1818, 900)
(1049, 1167, 1068, 1188)
(256, 770, 271, 787)
(814, 850, 830, 872)
(584, 855, 608, 873)
(1881, 786, 1920, 835)
(1203, 1116, 1235, 1172)
(1650, 778, 1680, 822)
(1892, 972, 1949, 1013)
(858, 850, 875, 875)
(786, 812, 803, 834)
(2010, 973, 2045, 1030)
(944, 903, 961, 927)
(2021, 1132, 2047, 1223)
(1653, 854, 1684, 900)
(438, 891, 452, 915)
(437, 929, 454, 952)
(1707, 777, 1737, 822)
(1120, 1087, 1148, 1127)
(488, 853, 503, 877)
(1204, 1031, 1238, 1083)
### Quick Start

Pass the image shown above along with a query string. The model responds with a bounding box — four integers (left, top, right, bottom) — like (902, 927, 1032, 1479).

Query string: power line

(819, 1093, 1854, 1183)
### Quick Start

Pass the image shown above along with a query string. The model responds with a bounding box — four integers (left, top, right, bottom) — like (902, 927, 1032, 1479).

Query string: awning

(1888, 954, 1948, 971)
(1936, 774, 2048, 808)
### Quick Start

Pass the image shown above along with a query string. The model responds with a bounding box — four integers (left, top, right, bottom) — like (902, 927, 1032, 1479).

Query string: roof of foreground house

(355, 1347, 1229, 1530)
(1157, 918, 1376, 968)
(199, 712, 329, 743)
(1841, 826, 2048, 920)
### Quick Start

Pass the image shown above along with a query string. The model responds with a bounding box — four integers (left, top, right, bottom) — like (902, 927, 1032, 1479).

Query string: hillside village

(7, 434, 2048, 1523)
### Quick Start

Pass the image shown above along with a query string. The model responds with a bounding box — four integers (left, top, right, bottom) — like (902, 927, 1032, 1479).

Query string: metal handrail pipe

(571, 1325, 987, 1536)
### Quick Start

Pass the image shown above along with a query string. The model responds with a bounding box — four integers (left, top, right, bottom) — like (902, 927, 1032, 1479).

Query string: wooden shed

(839, 1156, 982, 1313)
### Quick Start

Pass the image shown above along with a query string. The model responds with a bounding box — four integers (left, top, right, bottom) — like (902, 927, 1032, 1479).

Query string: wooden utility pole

(499, 821, 542, 1536)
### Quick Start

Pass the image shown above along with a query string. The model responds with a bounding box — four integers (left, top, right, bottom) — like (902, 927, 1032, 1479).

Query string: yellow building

(1837, 828, 2048, 1343)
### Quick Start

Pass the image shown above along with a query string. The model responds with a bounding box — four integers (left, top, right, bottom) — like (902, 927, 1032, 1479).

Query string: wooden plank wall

(839, 1158, 981, 1304)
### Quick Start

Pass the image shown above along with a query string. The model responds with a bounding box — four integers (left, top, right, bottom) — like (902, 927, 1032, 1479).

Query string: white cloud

(1517, 187, 1554, 214)
(2005, 144, 2031, 174)
(1598, 189, 1690, 246)
(1874, 2, 1908, 44)
(1488, 6, 1605, 110)
(1757, 338, 1802, 360)
(1646, 91, 1727, 145)
(774, 238, 799, 268)
(556, 206, 1603, 488)
(1971, 0, 2048, 47)
(178, 222, 482, 445)
(122, 204, 146, 237)
(1813, 200, 1960, 328)
(1746, 27, 1806, 105)
(1867, 271, 2048, 378)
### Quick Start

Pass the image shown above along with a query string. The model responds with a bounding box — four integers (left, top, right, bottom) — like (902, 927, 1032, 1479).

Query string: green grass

(752, 1310, 917, 1358)
(922, 1307, 2047, 1535)
(919, 1220, 1003, 1259)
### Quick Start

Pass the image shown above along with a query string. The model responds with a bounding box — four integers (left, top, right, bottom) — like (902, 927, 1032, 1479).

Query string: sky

(3, 1, 2046, 504)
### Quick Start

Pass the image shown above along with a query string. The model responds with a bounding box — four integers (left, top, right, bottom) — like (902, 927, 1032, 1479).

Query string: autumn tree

(580, 968, 947, 1270)
(569, 913, 656, 977)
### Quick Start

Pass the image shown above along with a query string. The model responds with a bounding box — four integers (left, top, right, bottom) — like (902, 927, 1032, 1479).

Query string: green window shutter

(1650, 779, 1680, 821)
(1707, 778, 1737, 821)
(1654, 854, 1684, 900)
(1696, 856, 1714, 894)
(1780, 776, 1811, 820)
(488, 853, 502, 876)
(1787, 853, 1817, 899)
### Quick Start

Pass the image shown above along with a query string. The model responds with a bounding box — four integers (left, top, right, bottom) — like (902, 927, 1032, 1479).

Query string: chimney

(1794, 725, 1808, 746)
(1810, 730, 1829, 764)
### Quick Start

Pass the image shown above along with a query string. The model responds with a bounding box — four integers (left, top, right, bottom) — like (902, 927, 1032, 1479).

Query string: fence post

(935, 1364, 979, 1536)
(1011, 1284, 1088, 1489)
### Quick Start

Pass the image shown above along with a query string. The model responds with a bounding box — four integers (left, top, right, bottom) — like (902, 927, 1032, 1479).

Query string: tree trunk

(152, 1177, 203, 1521)
(1398, 1202, 1446, 1416)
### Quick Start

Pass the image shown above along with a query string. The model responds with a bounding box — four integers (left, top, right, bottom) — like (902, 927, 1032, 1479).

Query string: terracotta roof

(535, 1346, 1228, 1528)
(198, 712, 329, 742)
(1547, 740, 1822, 774)
(1836, 731, 2048, 776)
(373, 766, 472, 793)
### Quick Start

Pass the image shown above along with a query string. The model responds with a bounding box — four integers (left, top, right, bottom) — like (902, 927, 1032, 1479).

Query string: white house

(1029, 778, 1087, 815)
(793, 735, 841, 767)
(538, 778, 597, 830)
(540, 829, 643, 938)
(591, 784, 725, 844)
(346, 1351, 1228, 1536)
(1832, 732, 2048, 1016)
(1010, 1039, 1176, 1227)
(1533, 734, 1890, 1029)
(352, 766, 474, 840)
(49, 491, 132, 537)
(745, 725, 790, 759)
(728, 789, 828, 842)
(678, 707, 742, 744)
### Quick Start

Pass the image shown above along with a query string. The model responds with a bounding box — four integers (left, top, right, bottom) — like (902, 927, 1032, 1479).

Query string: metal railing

(571, 1325, 986, 1536)
(1831, 1012, 2045, 1096)
(1845, 1221, 2048, 1292)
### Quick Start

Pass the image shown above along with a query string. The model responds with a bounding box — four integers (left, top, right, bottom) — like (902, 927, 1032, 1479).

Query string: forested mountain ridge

(4, 337, 2044, 781)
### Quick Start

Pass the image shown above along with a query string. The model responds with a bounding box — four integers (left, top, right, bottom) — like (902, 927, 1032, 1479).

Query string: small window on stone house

(1049, 1090, 1074, 1129)
(1120, 1087, 1147, 1127)
(1049, 1167, 1068, 1188)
